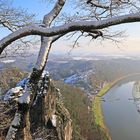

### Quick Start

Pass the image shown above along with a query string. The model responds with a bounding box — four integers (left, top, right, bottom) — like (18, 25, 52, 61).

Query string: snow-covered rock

(51, 115, 57, 127)
(41, 70, 49, 78)
(4, 86, 23, 101)
(3, 72, 50, 102)
(18, 91, 30, 104)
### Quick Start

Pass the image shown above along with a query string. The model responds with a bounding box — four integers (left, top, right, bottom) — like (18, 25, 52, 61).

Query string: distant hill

(2, 55, 140, 96)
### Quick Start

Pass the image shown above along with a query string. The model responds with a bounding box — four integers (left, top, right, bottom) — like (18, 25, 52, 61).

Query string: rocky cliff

(0, 69, 72, 140)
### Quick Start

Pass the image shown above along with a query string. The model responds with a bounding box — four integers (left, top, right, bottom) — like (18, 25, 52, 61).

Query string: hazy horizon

(1, 0, 140, 57)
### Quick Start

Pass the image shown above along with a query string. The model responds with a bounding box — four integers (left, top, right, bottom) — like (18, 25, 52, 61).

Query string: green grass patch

(92, 83, 113, 140)
(97, 84, 112, 97)
(93, 96, 104, 127)
(92, 73, 140, 140)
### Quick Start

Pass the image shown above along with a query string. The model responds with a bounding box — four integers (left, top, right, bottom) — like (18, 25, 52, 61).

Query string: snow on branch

(86, 0, 109, 9)
(0, 12, 140, 54)
(43, 0, 65, 26)
(36, 0, 66, 70)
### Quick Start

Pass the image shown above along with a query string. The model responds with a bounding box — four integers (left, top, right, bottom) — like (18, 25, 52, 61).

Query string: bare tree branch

(35, 0, 66, 70)
(1, 12, 140, 54)
(86, 0, 110, 9)
(43, 0, 65, 26)
(52, 33, 66, 43)
(0, 0, 36, 57)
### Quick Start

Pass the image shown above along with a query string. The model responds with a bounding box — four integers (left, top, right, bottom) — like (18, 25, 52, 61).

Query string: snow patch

(41, 70, 49, 78)
(18, 83, 31, 104)
(64, 74, 78, 84)
(4, 86, 23, 101)
(1, 59, 15, 63)
(18, 91, 30, 104)
(51, 115, 57, 127)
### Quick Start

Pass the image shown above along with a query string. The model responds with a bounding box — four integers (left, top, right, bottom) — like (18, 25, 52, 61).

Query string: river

(102, 80, 140, 140)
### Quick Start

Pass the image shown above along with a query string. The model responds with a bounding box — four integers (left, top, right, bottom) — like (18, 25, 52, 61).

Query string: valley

(39, 56, 140, 96)
(1, 54, 140, 139)
(2, 54, 140, 96)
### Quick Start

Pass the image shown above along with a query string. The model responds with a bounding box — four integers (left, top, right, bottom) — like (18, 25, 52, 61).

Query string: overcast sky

(2, 0, 140, 56)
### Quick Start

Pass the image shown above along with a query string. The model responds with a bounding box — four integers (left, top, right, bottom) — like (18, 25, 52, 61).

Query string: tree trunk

(5, 0, 73, 139)
(6, 68, 42, 140)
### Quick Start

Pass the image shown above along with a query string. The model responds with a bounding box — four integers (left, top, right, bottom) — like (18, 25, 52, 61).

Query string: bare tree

(1, 0, 140, 139)
(0, 0, 35, 58)
(0, 0, 35, 30)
